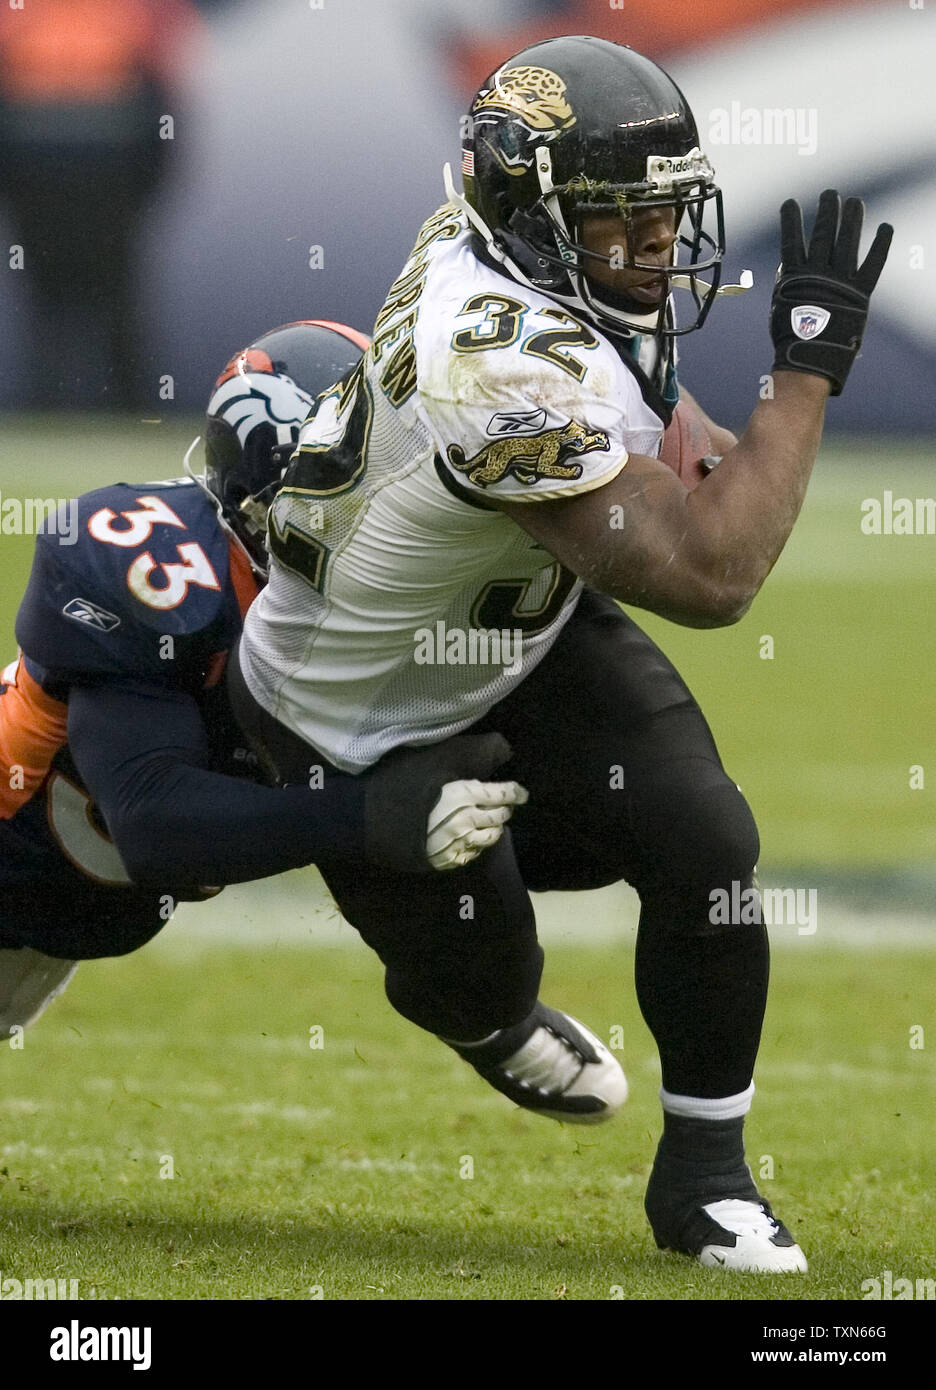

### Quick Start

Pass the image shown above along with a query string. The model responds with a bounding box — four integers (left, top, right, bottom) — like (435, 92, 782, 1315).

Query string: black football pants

(233, 591, 769, 1100)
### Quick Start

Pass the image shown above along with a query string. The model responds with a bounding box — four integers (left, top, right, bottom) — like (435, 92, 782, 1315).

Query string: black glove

(770, 189, 892, 396)
(364, 731, 515, 874)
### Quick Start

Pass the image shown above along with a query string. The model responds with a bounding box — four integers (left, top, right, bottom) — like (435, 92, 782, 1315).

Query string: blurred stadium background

(2, 0, 932, 425)
(0, 0, 931, 904)
(0, 0, 932, 1307)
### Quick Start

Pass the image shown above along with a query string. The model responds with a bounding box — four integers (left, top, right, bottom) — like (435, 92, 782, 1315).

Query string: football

(658, 395, 717, 488)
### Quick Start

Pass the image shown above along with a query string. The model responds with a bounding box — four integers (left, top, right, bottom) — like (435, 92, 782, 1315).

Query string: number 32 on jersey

(451, 294, 599, 383)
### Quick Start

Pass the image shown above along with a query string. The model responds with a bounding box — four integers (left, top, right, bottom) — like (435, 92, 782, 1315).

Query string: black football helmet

(187, 320, 369, 576)
(444, 36, 731, 343)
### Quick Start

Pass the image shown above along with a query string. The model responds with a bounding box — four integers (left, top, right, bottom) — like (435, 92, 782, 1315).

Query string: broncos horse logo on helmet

(187, 320, 370, 577)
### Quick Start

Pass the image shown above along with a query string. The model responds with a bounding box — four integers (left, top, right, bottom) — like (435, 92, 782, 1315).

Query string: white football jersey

(239, 205, 669, 772)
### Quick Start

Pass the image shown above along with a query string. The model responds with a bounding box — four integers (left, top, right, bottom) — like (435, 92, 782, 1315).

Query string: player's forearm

(66, 680, 365, 890)
(661, 189, 890, 623)
(682, 370, 830, 619)
(107, 761, 366, 889)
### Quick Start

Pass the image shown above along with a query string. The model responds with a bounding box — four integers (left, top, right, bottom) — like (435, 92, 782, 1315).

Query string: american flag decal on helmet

(461, 149, 475, 177)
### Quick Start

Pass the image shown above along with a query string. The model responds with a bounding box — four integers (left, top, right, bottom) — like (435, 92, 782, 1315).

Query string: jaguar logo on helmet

(474, 65, 576, 133)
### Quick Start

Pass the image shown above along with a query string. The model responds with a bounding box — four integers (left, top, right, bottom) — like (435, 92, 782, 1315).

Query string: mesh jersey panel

(239, 209, 665, 773)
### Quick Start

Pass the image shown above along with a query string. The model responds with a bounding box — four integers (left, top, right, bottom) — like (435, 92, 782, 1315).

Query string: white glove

(426, 778, 528, 871)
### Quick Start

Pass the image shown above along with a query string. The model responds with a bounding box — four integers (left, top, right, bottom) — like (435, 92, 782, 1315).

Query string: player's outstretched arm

(68, 679, 367, 889)
(495, 191, 891, 630)
(67, 681, 524, 887)
(498, 371, 829, 628)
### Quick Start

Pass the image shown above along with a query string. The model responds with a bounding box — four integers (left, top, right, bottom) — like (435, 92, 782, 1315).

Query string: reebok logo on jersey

(62, 598, 121, 633)
(448, 420, 609, 488)
(486, 408, 549, 437)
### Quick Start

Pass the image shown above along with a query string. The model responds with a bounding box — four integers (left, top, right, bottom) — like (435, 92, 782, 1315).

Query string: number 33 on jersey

(15, 479, 245, 689)
(88, 493, 220, 611)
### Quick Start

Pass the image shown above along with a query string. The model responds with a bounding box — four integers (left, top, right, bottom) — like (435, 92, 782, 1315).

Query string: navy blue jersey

(0, 477, 265, 953)
(15, 478, 250, 695)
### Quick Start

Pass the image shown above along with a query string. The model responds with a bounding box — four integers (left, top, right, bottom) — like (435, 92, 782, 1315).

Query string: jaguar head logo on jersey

(474, 65, 576, 134)
(447, 419, 609, 488)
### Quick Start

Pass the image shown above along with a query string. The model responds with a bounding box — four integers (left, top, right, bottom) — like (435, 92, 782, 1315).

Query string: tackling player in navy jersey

(0, 321, 527, 1040)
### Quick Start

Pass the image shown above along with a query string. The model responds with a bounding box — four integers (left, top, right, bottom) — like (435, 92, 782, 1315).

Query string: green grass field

(2, 938, 933, 1302)
(0, 418, 933, 1304)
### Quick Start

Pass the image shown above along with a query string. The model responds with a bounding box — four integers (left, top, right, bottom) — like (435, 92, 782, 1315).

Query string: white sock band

(660, 1082, 755, 1120)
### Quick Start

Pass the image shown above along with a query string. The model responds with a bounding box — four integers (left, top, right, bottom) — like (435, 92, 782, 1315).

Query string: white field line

(0, 1140, 447, 1175)
(156, 873, 936, 954)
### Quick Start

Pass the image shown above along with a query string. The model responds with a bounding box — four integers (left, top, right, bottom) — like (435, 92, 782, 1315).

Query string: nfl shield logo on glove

(791, 305, 831, 340)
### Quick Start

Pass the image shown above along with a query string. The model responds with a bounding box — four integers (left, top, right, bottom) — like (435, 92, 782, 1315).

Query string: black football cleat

(446, 1003, 628, 1124)
(646, 1161, 808, 1272)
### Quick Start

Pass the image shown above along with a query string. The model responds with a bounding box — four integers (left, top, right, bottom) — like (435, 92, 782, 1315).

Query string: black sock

(649, 1114, 758, 1199)
(635, 915, 769, 1097)
(645, 1114, 761, 1246)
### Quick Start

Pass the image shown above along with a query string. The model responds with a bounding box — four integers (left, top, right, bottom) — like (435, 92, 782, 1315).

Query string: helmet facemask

(497, 144, 725, 342)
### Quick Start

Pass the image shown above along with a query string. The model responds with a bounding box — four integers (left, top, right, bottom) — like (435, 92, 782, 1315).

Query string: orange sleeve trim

(0, 656, 69, 819)
(227, 537, 260, 620)
(201, 539, 262, 691)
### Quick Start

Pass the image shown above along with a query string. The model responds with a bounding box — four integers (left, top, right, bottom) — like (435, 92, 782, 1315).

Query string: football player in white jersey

(233, 37, 891, 1271)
